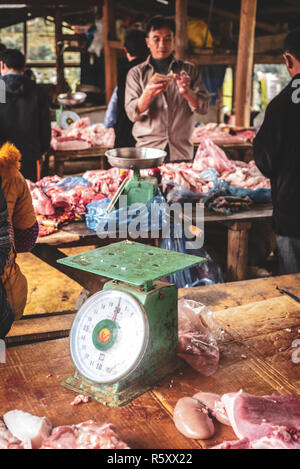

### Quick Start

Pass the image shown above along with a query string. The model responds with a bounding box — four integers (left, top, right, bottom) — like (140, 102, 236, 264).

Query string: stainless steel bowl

(105, 147, 167, 169)
(57, 91, 87, 107)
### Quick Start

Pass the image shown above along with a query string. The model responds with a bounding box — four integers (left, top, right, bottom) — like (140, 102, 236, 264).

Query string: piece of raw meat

(173, 397, 215, 439)
(192, 392, 231, 426)
(40, 421, 130, 449)
(3, 410, 52, 449)
(221, 390, 300, 443)
(0, 419, 31, 449)
(31, 187, 55, 216)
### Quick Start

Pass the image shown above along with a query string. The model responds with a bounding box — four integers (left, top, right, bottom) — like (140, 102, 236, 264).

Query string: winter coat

(0, 143, 37, 319)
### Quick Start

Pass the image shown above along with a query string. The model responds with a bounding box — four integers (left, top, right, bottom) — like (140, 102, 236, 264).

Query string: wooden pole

(175, 0, 188, 60)
(103, 0, 118, 104)
(55, 8, 67, 94)
(235, 0, 257, 127)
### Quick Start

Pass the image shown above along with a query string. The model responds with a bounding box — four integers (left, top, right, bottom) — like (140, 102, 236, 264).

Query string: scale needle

(112, 298, 121, 323)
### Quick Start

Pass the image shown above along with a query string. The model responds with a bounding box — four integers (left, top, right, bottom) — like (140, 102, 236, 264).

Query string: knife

(276, 286, 300, 304)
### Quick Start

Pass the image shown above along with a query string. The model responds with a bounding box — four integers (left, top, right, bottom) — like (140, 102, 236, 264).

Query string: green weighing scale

(58, 241, 205, 407)
(56, 92, 87, 130)
(105, 147, 166, 208)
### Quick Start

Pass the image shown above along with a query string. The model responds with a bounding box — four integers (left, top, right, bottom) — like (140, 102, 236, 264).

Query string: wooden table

(51, 146, 110, 177)
(32, 203, 273, 294)
(3, 274, 300, 449)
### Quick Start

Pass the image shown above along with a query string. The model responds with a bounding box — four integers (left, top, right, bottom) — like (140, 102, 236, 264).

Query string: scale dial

(70, 289, 149, 384)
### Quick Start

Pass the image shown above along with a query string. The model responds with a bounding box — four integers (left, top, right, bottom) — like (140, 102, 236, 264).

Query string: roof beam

(188, 0, 278, 33)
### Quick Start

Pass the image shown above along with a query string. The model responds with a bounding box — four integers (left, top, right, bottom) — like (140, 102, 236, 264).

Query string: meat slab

(0, 410, 129, 450)
(212, 390, 300, 449)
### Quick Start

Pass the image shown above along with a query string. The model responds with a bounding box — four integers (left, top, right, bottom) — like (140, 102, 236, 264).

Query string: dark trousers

(276, 235, 300, 275)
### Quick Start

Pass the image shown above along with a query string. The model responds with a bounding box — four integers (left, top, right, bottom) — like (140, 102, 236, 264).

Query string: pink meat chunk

(41, 421, 130, 449)
(221, 391, 300, 444)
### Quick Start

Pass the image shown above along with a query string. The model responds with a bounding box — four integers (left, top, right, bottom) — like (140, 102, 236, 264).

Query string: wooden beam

(235, 0, 257, 128)
(103, 0, 118, 104)
(55, 8, 67, 94)
(188, 0, 277, 33)
(255, 33, 286, 53)
(23, 21, 27, 60)
(175, 0, 188, 60)
(186, 52, 284, 66)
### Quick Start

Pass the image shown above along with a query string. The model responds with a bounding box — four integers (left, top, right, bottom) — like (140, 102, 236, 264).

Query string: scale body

(58, 241, 204, 407)
(105, 147, 166, 208)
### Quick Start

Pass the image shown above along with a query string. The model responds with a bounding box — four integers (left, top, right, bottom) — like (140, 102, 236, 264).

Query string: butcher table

(2, 273, 300, 449)
(31, 202, 273, 299)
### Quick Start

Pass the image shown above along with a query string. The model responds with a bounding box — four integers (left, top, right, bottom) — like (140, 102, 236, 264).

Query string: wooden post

(226, 221, 252, 281)
(55, 8, 67, 94)
(234, 0, 257, 127)
(103, 0, 118, 104)
(175, 0, 188, 60)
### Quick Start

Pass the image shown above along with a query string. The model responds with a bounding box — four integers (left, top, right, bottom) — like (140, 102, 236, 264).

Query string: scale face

(70, 289, 149, 384)
(58, 241, 205, 407)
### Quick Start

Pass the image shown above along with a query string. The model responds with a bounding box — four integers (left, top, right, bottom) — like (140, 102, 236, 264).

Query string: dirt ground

(18, 245, 95, 316)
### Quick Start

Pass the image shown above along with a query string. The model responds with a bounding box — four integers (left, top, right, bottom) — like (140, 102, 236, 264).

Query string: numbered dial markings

(70, 290, 149, 384)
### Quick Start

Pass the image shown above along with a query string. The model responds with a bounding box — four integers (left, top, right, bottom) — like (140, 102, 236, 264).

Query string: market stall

(2, 274, 300, 449)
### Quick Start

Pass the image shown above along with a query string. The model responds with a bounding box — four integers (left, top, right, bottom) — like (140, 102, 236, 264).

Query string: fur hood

(0, 143, 21, 178)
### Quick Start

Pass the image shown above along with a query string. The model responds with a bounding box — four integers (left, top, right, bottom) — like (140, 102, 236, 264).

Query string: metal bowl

(105, 147, 167, 170)
(57, 91, 87, 107)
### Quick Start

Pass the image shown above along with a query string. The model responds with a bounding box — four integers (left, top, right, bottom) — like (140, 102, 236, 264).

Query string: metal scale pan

(105, 147, 167, 170)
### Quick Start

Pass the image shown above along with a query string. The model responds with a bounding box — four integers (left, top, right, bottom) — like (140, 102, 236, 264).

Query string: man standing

(125, 16, 209, 162)
(254, 28, 300, 274)
(0, 49, 51, 181)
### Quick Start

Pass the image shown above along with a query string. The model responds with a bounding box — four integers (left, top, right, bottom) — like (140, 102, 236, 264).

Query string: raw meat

(40, 421, 130, 449)
(31, 187, 55, 216)
(193, 139, 234, 174)
(192, 123, 256, 145)
(212, 390, 300, 449)
(50, 118, 115, 151)
(177, 299, 220, 376)
(70, 395, 89, 406)
(192, 392, 231, 426)
(221, 390, 300, 442)
(3, 410, 52, 449)
(173, 397, 215, 439)
(0, 419, 31, 449)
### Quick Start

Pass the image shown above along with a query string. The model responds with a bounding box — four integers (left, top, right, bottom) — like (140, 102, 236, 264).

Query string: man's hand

(175, 71, 191, 96)
(137, 82, 167, 114)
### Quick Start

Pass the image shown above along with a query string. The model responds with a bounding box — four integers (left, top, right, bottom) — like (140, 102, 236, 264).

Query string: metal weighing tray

(105, 148, 167, 170)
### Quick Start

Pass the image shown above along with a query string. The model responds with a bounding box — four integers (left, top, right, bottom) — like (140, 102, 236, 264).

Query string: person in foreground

(0, 143, 38, 323)
(254, 28, 300, 274)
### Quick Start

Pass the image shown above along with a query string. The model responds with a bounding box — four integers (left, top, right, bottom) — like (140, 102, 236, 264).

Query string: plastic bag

(160, 222, 224, 288)
(85, 190, 168, 234)
(177, 298, 222, 376)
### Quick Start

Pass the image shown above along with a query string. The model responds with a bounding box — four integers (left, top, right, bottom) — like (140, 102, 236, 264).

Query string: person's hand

(138, 82, 167, 114)
(175, 71, 191, 95)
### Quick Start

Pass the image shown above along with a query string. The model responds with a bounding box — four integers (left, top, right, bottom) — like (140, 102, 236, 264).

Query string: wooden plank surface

(2, 274, 300, 449)
(0, 339, 199, 450)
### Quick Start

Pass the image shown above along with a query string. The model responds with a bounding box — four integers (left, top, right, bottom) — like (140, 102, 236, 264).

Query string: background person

(254, 28, 300, 274)
(125, 15, 209, 162)
(0, 49, 51, 181)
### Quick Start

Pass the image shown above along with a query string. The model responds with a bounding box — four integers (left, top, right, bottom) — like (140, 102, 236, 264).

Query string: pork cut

(40, 421, 130, 449)
(3, 410, 52, 449)
(215, 390, 300, 449)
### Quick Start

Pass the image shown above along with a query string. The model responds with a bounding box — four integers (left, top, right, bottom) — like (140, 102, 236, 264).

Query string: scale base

(62, 357, 185, 407)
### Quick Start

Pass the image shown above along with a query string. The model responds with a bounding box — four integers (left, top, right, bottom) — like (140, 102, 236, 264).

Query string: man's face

(146, 27, 175, 60)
